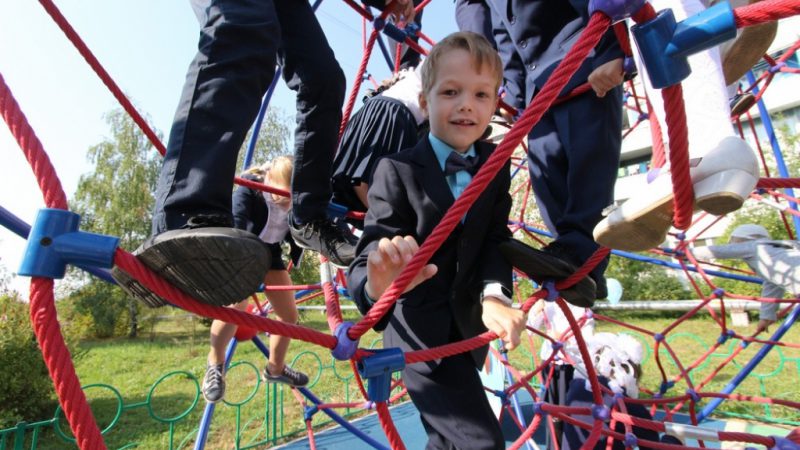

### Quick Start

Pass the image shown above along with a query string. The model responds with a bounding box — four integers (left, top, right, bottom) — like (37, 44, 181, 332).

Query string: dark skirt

(332, 96, 419, 212)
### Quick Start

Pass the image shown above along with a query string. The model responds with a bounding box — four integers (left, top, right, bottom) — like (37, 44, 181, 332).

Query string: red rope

(733, 0, 800, 28)
(348, 12, 613, 339)
(0, 72, 68, 210)
(113, 249, 339, 349)
(339, 27, 381, 142)
(37, 0, 167, 156)
(30, 279, 106, 449)
(376, 402, 406, 450)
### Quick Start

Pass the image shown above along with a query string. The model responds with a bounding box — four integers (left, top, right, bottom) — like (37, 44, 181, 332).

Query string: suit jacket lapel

(411, 138, 454, 218)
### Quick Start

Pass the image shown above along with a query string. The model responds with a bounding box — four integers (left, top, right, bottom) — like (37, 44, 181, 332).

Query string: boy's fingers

(379, 237, 401, 264)
(392, 235, 415, 262)
(367, 249, 386, 271)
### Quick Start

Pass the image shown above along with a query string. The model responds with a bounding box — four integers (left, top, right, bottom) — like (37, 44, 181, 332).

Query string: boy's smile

(420, 49, 497, 153)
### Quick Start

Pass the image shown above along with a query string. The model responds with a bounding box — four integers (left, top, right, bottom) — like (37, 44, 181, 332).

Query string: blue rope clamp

(632, 1, 737, 88)
(357, 347, 405, 403)
(18, 208, 119, 279)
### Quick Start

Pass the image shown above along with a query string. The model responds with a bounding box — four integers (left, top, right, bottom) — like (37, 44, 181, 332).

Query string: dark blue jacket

(487, 0, 626, 109)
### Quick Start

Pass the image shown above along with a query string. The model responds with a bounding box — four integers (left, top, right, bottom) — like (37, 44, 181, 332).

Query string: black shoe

(592, 273, 608, 300)
(499, 239, 596, 308)
(111, 214, 271, 308)
(730, 92, 756, 117)
(544, 242, 608, 300)
(202, 363, 226, 403)
(263, 365, 309, 388)
(289, 215, 358, 268)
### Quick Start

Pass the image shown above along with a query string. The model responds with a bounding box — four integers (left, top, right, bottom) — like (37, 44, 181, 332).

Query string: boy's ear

(418, 93, 428, 118)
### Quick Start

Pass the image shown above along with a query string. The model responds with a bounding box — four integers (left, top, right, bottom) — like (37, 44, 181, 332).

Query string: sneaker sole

(112, 228, 270, 307)
(499, 240, 596, 308)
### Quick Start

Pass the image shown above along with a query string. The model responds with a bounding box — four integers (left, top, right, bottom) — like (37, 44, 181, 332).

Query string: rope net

(3, 0, 800, 448)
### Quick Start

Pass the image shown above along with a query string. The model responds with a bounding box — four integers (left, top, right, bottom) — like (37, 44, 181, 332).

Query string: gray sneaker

(263, 365, 309, 388)
(202, 363, 226, 403)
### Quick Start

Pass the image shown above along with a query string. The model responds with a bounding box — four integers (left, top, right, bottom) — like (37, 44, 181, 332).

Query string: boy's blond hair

(420, 31, 503, 96)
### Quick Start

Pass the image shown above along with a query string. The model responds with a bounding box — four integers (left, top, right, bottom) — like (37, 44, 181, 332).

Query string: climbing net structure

(3, 0, 800, 449)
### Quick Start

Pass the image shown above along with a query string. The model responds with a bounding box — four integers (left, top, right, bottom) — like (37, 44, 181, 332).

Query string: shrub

(0, 293, 56, 427)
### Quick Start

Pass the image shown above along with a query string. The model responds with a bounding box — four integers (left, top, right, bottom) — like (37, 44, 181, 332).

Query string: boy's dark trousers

(152, 0, 345, 234)
(403, 325, 505, 450)
(527, 89, 623, 285)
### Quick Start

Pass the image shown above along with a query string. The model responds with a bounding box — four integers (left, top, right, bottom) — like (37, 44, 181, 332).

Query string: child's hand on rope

(588, 57, 624, 98)
(482, 298, 526, 351)
(365, 235, 437, 301)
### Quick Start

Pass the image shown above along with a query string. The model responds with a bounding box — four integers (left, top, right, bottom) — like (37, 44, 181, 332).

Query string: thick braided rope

(113, 249, 339, 349)
(376, 402, 406, 450)
(37, 0, 167, 156)
(0, 72, 68, 210)
(1, 74, 105, 448)
(30, 279, 106, 449)
(757, 177, 800, 189)
(631, 3, 694, 230)
(733, 0, 800, 27)
(348, 12, 613, 339)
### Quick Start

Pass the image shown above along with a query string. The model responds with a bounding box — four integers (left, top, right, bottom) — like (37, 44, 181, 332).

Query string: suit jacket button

(529, 63, 536, 71)
(519, 39, 527, 49)
(510, 15, 516, 25)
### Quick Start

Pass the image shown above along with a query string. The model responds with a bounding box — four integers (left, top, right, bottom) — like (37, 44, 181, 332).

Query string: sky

(0, 0, 458, 296)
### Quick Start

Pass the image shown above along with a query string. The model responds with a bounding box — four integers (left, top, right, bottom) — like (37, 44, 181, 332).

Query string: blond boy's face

(419, 49, 497, 153)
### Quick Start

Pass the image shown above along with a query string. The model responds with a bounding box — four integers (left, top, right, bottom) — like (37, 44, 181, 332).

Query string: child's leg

(403, 353, 504, 449)
(207, 300, 249, 365)
(262, 269, 298, 375)
(644, 0, 733, 156)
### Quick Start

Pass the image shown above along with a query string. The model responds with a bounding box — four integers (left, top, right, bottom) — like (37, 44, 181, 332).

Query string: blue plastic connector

(665, 2, 737, 58)
(589, 0, 646, 23)
(591, 404, 610, 422)
(676, 232, 686, 241)
(544, 281, 559, 302)
(327, 202, 349, 219)
(303, 405, 319, 421)
(713, 287, 726, 298)
(382, 22, 407, 42)
(551, 341, 564, 353)
(686, 389, 700, 402)
(372, 17, 386, 31)
(331, 322, 359, 361)
(654, 333, 665, 343)
(624, 433, 638, 448)
(533, 402, 547, 416)
(659, 380, 675, 394)
(18, 208, 119, 279)
(404, 22, 420, 37)
(357, 347, 405, 403)
(632, 2, 736, 88)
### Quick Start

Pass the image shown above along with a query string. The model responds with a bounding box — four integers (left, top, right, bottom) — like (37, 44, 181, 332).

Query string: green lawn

(5, 307, 800, 449)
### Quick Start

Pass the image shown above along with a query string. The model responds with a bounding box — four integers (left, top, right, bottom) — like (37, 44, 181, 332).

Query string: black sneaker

(202, 363, 226, 403)
(288, 215, 358, 268)
(111, 214, 271, 307)
(499, 239, 596, 308)
(263, 365, 309, 388)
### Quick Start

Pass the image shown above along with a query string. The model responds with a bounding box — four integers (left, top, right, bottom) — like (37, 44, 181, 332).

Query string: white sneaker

(594, 136, 759, 252)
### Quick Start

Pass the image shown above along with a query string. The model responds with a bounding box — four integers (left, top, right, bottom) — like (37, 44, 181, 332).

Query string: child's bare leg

(263, 269, 298, 375)
(208, 300, 249, 365)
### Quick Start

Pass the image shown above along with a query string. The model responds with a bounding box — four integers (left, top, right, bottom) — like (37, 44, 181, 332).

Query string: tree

(236, 107, 293, 171)
(69, 108, 161, 338)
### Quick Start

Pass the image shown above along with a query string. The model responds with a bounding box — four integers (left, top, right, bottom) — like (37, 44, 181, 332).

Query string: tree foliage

(236, 107, 293, 171)
(68, 108, 161, 338)
(0, 293, 56, 426)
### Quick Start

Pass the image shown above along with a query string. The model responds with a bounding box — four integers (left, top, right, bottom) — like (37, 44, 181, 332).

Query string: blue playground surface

(275, 389, 783, 449)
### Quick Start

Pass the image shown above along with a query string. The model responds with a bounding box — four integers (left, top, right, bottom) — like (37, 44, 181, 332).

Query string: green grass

(5, 308, 799, 449)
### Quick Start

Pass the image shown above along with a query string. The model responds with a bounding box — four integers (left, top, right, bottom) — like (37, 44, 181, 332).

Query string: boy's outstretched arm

(365, 235, 438, 300)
